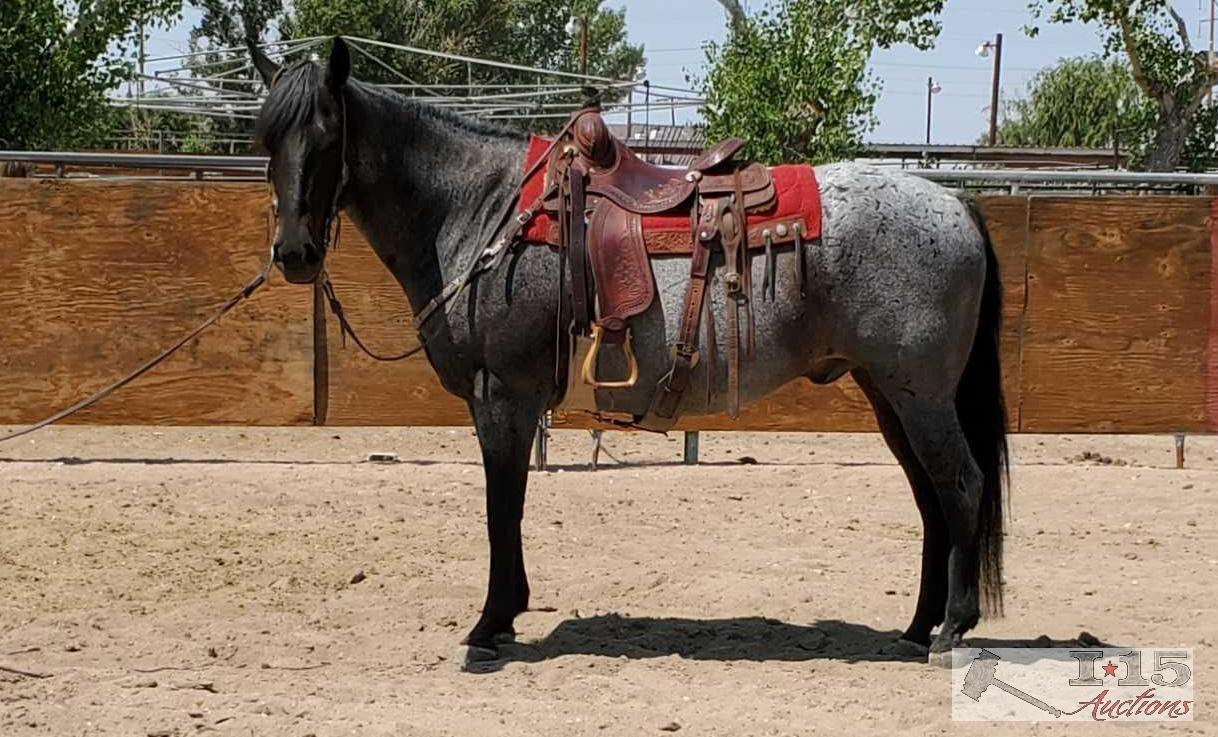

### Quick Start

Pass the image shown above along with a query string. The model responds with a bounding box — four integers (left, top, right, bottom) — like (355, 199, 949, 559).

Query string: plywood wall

(0, 179, 312, 425)
(1, 179, 1213, 433)
(1018, 198, 1212, 432)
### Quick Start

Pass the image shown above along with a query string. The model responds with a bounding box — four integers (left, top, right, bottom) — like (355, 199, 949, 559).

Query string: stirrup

(581, 325, 639, 389)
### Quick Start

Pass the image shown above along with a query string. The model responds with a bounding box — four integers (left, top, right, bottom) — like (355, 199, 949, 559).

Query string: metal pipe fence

(4, 150, 1218, 192)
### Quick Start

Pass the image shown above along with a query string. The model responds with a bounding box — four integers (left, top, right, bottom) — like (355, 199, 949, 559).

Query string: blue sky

(145, 1, 1216, 145)
(615, 0, 1215, 144)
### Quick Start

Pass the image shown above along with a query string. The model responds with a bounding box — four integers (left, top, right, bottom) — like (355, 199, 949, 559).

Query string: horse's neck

(341, 89, 524, 316)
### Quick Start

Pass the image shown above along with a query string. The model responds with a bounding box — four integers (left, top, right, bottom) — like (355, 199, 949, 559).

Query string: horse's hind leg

(865, 376, 985, 659)
(853, 370, 948, 650)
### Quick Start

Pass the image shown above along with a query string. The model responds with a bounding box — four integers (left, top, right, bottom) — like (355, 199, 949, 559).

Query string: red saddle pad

(517, 135, 822, 249)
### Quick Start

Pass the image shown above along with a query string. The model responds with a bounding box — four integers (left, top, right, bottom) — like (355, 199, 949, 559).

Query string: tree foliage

(0, 0, 183, 149)
(156, 0, 285, 152)
(285, 0, 643, 105)
(194, 0, 281, 48)
(1027, 0, 1218, 170)
(996, 55, 1217, 171)
(700, 0, 943, 164)
(997, 57, 1151, 148)
(148, 0, 643, 149)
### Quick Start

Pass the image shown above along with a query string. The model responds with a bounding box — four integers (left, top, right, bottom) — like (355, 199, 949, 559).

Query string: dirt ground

(0, 427, 1214, 736)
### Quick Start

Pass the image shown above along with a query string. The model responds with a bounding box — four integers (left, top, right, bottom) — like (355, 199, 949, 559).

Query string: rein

(314, 104, 580, 363)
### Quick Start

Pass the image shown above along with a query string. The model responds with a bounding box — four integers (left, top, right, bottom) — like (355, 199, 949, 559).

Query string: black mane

(255, 61, 526, 151)
(254, 61, 322, 151)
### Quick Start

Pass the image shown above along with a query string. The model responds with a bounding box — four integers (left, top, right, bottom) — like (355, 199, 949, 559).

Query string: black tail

(957, 199, 1009, 618)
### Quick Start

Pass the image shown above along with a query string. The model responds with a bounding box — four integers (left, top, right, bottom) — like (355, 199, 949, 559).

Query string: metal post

(683, 431, 700, 465)
(925, 77, 934, 145)
(988, 33, 1003, 147)
(625, 88, 633, 141)
(643, 79, 651, 162)
(1175, 433, 1186, 470)
(590, 430, 603, 470)
(534, 412, 551, 471)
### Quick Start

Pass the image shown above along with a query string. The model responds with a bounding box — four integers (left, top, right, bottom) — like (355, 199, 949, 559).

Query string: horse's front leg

(462, 370, 542, 662)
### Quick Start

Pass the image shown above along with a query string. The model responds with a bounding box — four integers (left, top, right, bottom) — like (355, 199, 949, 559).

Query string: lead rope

(0, 255, 275, 445)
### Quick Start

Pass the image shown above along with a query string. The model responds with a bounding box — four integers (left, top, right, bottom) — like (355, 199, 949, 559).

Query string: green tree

(1028, 0, 1218, 171)
(155, 0, 286, 152)
(701, 0, 944, 164)
(996, 56, 1152, 148)
(194, 0, 281, 47)
(284, 0, 643, 115)
(995, 55, 1217, 171)
(1, 0, 183, 149)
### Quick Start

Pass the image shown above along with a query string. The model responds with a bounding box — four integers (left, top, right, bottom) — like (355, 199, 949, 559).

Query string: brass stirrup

(581, 325, 639, 389)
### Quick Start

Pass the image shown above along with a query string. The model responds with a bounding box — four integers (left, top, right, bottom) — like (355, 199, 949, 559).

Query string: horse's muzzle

(274, 241, 324, 284)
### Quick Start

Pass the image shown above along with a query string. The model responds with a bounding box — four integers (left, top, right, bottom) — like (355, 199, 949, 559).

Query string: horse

(248, 38, 1008, 667)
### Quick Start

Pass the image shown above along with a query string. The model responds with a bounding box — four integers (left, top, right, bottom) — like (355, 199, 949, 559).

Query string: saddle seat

(565, 111, 752, 214)
(513, 107, 822, 429)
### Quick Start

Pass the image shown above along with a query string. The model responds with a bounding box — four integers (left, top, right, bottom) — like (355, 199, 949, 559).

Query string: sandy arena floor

(0, 428, 1214, 736)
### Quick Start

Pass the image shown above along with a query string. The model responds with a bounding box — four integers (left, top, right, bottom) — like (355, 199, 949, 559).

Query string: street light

(925, 77, 942, 145)
(977, 33, 1004, 146)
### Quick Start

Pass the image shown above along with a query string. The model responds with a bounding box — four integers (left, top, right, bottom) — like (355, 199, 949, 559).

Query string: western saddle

(525, 105, 811, 431)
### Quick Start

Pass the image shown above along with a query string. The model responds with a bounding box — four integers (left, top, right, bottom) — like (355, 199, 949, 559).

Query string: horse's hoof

(455, 645, 499, 671)
(493, 628, 516, 645)
(882, 637, 929, 659)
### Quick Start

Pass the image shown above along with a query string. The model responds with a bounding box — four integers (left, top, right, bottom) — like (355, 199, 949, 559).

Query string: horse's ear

(326, 37, 351, 92)
(247, 37, 280, 88)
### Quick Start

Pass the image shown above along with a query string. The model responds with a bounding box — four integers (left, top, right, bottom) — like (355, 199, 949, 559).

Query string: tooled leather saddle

(514, 106, 821, 431)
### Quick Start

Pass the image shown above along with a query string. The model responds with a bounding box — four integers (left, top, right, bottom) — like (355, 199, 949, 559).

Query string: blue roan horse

(250, 39, 1008, 667)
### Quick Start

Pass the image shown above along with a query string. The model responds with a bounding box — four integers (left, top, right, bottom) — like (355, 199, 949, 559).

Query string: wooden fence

(1, 178, 1214, 433)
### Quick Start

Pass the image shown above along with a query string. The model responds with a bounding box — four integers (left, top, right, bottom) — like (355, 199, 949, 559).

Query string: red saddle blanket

(517, 135, 822, 253)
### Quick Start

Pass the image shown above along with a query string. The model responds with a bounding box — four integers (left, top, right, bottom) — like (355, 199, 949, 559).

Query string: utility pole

(1209, 0, 1215, 102)
(977, 33, 1003, 146)
(925, 77, 941, 145)
(137, 14, 146, 101)
(988, 33, 1003, 146)
(579, 16, 589, 77)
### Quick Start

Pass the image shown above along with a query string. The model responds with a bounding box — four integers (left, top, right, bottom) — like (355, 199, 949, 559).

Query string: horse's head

(251, 37, 351, 284)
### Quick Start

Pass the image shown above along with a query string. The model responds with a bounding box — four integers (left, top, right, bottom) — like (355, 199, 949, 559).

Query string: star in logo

(1102, 661, 1119, 678)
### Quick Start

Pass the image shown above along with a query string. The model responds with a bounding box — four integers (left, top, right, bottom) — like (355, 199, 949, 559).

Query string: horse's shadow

(476, 614, 1091, 673)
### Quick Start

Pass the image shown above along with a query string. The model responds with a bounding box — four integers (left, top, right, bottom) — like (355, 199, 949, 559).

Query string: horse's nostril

(302, 243, 321, 265)
(275, 243, 319, 267)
